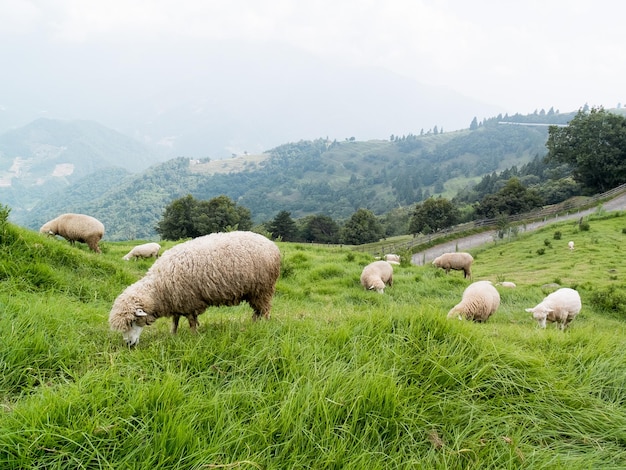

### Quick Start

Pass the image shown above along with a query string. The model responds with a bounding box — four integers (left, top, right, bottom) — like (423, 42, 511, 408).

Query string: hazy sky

(2, 0, 625, 121)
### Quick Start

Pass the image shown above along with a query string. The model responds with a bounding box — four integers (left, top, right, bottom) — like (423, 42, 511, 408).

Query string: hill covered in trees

(14, 109, 579, 240)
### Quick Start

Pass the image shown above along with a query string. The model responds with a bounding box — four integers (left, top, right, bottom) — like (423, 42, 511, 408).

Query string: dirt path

(411, 192, 626, 265)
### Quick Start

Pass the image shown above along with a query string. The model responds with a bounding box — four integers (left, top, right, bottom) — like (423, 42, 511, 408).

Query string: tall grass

(0, 215, 626, 468)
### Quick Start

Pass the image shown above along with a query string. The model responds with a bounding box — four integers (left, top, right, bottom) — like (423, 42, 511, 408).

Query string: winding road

(411, 192, 626, 266)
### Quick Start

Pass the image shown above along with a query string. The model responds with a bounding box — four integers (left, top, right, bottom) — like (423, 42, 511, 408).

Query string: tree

(268, 210, 298, 241)
(409, 197, 460, 235)
(156, 194, 252, 240)
(156, 194, 198, 240)
(545, 107, 626, 193)
(470, 117, 479, 130)
(300, 214, 339, 243)
(192, 195, 252, 234)
(475, 178, 543, 219)
(340, 208, 384, 245)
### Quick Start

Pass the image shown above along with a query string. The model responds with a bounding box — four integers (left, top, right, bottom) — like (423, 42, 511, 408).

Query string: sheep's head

(122, 309, 149, 347)
(526, 306, 550, 328)
(109, 285, 157, 347)
(368, 280, 386, 294)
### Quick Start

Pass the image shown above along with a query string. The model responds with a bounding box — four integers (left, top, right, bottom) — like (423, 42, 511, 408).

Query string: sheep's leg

(187, 314, 199, 332)
(171, 314, 181, 334)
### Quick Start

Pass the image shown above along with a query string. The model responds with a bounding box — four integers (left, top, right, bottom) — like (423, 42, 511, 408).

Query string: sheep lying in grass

(526, 287, 581, 330)
(40, 213, 105, 253)
(568, 241, 575, 250)
(432, 252, 474, 278)
(360, 260, 393, 294)
(109, 231, 281, 347)
(447, 280, 500, 322)
(496, 281, 516, 288)
(123, 242, 161, 261)
(384, 254, 401, 265)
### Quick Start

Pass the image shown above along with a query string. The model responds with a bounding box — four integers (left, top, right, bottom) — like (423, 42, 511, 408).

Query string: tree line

(156, 107, 626, 245)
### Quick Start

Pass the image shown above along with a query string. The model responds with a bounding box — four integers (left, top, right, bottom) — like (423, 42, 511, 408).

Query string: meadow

(0, 210, 625, 469)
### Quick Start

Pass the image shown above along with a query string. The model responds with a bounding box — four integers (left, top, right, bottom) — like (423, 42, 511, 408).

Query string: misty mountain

(0, 37, 504, 158)
(8, 112, 564, 240)
(0, 118, 166, 214)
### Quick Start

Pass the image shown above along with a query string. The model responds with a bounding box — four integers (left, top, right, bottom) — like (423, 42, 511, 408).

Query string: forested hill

(17, 111, 575, 240)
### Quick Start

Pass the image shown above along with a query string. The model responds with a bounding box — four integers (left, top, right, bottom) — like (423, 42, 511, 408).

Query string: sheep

(432, 252, 474, 278)
(568, 241, 575, 250)
(447, 280, 500, 322)
(525, 287, 581, 330)
(123, 242, 161, 261)
(384, 254, 401, 265)
(40, 213, 105, 253)
(360, 260, 393, 294)
(109, 231, 281, 347)
(496, 281, 516, 288)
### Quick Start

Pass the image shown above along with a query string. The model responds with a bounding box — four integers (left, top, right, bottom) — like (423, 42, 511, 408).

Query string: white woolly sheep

(525, 287, 581, 330)
(568, 241, 575, 250)
(496, 281, 516, 288)
(109, 231, 281, 347)
(447, 280, 500, 322)
(40, 213, 105, 253)
(123, 242, 161, 261)
(384, 254, 401, 265)
(360, 260, 393, 294)
(432, 252, 474, 278)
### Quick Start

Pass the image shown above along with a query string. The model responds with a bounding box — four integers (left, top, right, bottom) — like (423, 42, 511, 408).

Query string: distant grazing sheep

(109, 231, 281, 347)
(123, 242, 161, 261)
(525, 287, 581, 330)
(360, 260, 393, 294)
(384, 254, 401, 265)
(40, 213, 104, 253)
(432, 252, 474, 278)
(568, 241, 575, 250)
(496, 281, 516, 288)
(447, 280, 500, 322)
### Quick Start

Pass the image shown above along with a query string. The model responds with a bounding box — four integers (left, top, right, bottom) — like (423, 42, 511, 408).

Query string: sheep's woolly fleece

(447, 280, 500, 322)
(109, 231, 281, 346)
(40, 213, 105, 253)
(432, 252, 474, 278)
(360, 260, 393, 294)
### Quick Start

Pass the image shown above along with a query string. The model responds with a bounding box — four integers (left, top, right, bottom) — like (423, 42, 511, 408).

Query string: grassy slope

(0, 215, 625, 469)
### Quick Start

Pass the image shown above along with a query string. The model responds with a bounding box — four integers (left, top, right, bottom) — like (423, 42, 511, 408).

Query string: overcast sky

(2, 0, 625, 124)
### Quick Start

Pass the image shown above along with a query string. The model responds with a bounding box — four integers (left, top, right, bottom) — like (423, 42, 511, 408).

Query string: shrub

(544, 239, 552, 247)
(579, 221, 590, 231)
(553, 231, 562, 240)
(536, 248, 546, 255)
(589, 286, 626, 316)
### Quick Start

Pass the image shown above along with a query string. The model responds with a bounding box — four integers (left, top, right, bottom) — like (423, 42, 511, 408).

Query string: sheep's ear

(135, 309, 148, 317)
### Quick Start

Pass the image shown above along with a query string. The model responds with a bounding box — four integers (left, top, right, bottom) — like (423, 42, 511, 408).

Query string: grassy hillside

(1, 211, 625, 468)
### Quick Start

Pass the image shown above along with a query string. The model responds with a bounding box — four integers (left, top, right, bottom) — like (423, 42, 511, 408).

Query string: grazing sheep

(123, 242, 161, 261)
(447, 280, 500, 322)
(109, 231, 281, 347)
(360, 260, 393, 294)
(568, 241, 575, 250)
(525, 287, 581, 330)
(432, 252, 474, 278)
(384, 254, 401, 265)
(496, 281, 516, 288)
(40, 213, 105, 253)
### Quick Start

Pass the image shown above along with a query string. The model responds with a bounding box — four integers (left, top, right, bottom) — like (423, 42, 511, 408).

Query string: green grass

(1, 216, 626, 468)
